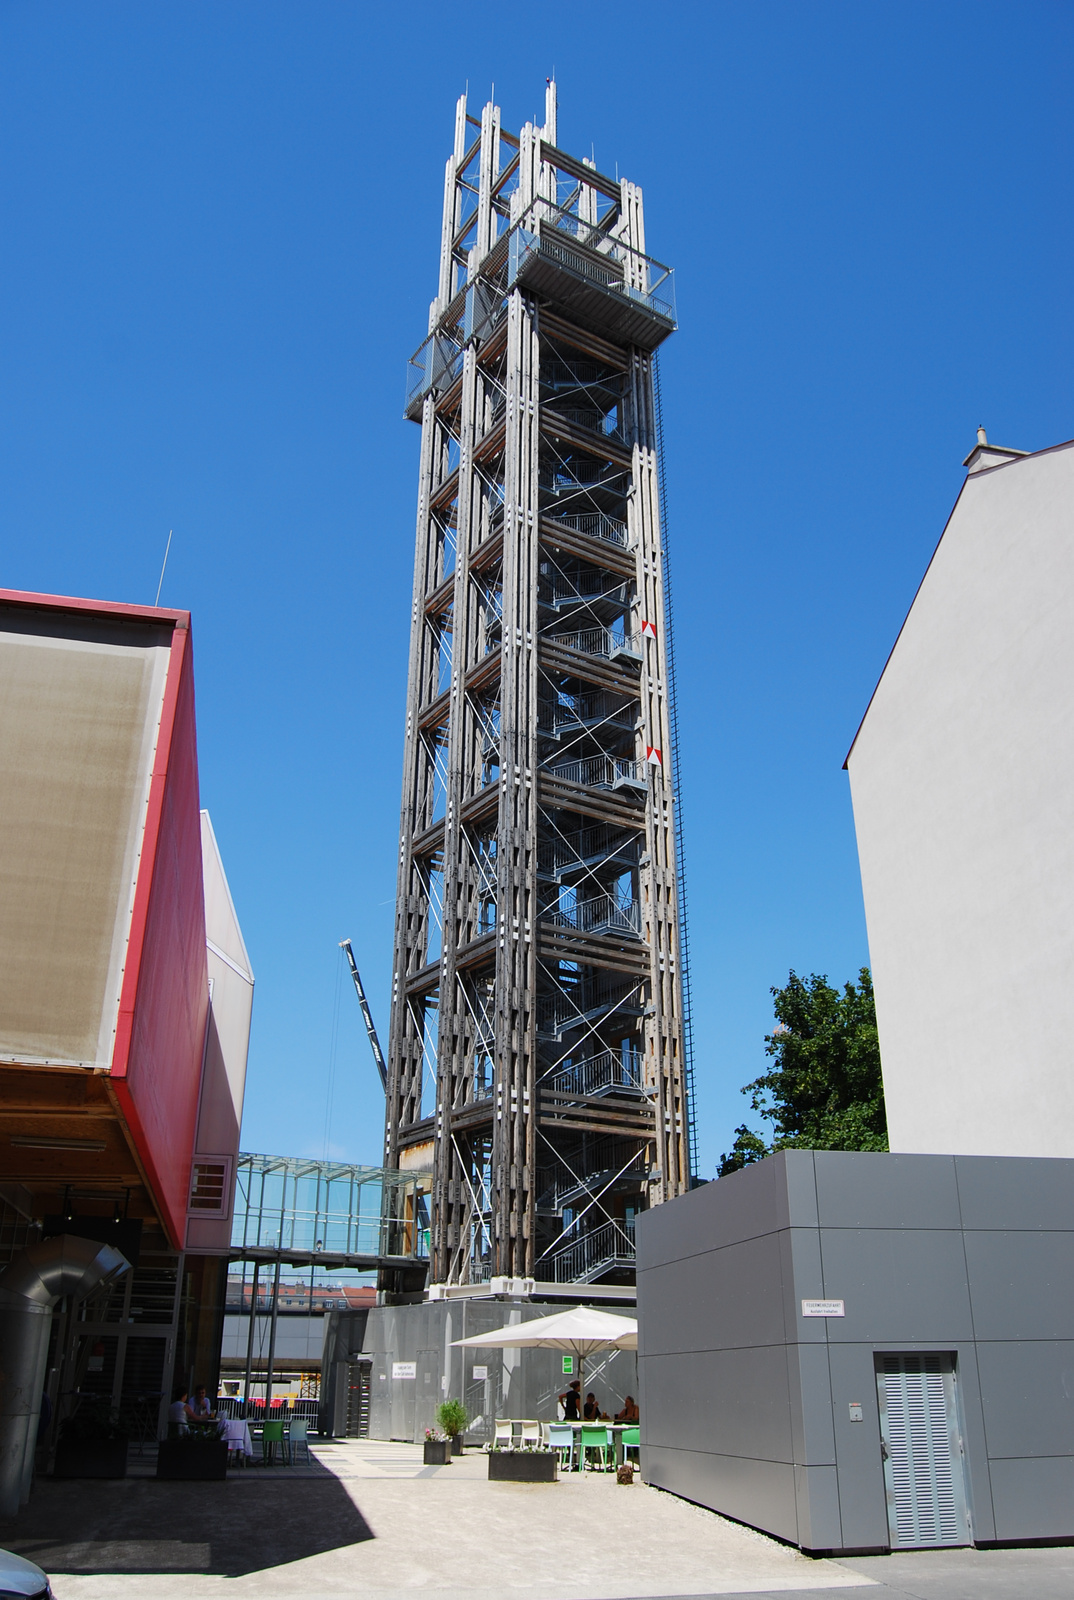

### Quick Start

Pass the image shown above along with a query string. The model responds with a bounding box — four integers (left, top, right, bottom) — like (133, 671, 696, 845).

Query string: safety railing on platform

(546, 1049, 644, 1098)
(543, 509, 628, 547)
(549, 1218, 636, 1283)
(545, 892, 641, 938)
(544, 753, 647, 793)
(548, 626, 641, 662)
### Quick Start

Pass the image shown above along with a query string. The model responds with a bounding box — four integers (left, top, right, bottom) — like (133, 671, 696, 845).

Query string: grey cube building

(635, 1149, 1074, 1554)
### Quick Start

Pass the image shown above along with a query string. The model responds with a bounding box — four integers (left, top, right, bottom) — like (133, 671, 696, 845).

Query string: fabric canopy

(451, 1304, 637, 1362)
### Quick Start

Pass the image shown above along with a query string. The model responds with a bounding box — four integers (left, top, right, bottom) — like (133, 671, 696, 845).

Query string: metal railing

(546, 1049, 644, 1098)
(537, 822, 638, 876)
(550, 1219, 635, 1283)
(536, 980, 642, 1038)
(548, 406, 624, 442)
(549, 626, 641, 661)
(509, 209, 676, 326)
(548, 573, 627, 607)
(543, 510, 628, 547)
(545, 754, 647, 792)
(545, 892, 641, 938)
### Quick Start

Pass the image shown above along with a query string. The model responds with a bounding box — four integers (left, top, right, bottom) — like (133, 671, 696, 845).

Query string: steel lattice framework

(386, 82, 690, 1287)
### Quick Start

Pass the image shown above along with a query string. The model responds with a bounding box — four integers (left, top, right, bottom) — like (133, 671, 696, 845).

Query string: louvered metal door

(346, 1361, 371, 1437)
(875, 1354, 970, 1548)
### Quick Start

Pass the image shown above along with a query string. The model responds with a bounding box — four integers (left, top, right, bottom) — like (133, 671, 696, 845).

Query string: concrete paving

(1, 1439, 1069, 1600)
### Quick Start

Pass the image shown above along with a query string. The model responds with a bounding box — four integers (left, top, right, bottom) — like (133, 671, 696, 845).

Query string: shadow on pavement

(0, 1471, 374, 1576)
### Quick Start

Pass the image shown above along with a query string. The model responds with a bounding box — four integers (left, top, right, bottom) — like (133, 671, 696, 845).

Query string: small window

(188, 1158, 232, 1216)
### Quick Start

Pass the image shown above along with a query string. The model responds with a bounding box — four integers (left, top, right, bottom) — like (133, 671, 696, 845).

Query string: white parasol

(452, 1305, 637, 1412)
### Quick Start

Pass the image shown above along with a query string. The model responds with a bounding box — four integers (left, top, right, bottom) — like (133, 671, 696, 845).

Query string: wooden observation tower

(386, 81, 692, 1287)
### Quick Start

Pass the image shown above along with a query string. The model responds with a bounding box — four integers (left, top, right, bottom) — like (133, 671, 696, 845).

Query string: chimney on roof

(963, 425, 1029, 475)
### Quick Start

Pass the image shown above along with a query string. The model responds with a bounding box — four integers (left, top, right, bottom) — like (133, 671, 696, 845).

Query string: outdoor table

(561, 1421, 634, 1469)
(222, 1417, 253, 1458)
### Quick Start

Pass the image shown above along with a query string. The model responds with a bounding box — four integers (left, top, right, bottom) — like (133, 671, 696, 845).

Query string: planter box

(450, 1436, 465, 1457)
(423, 1439, 452, 1464)
(156, 1438, 229, 1480)
(54, 1439, 128, 1480)
(488, 1450, 557, 1483)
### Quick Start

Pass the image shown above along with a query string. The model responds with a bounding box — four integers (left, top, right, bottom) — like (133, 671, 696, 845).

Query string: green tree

(717, 968, 887, 1176)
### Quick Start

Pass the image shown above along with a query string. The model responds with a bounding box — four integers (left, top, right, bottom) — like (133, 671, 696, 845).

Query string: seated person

(583, 1392, 601, 1422)
(189, 1385, 216, 1419)
(168, 1386, 194, 1435)
(615, 1395, 640, 1423)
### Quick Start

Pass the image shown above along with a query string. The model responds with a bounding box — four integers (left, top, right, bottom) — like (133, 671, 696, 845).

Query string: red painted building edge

(0, 587, 207, 1250)
(111, 622, 209, 1249)
(0, 586, 190, 628)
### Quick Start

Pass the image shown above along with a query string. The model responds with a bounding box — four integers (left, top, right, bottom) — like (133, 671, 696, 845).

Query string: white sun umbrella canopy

(452, 1305, 637, 1413)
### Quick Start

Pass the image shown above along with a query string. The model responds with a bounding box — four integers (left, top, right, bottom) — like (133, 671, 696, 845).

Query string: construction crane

(339, 939, 387, 1092)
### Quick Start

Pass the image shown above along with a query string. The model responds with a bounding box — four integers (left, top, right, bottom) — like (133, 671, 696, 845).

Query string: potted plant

(488, 1445, 557, 1483)
(157, 1421, 228, 1481)
(437, 1399, 468, 1456)
(54, 1396, 129, 1480)
(422, 1427, 451, 1465)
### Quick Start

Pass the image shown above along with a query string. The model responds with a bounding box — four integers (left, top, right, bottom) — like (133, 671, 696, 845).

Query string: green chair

(261, 1418, 285, 1465)
(622, 1426, 640, 1466)
(580, 1425, 610, 1471)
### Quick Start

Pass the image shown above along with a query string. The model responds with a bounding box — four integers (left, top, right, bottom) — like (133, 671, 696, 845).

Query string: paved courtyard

(2, 1439, 1071, 1600)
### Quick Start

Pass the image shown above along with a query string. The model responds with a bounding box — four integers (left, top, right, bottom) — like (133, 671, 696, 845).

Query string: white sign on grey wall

(392, 1361, 417, 1379)
(801, 1299, 845, 1317)
(472, 1365, 488, 1380)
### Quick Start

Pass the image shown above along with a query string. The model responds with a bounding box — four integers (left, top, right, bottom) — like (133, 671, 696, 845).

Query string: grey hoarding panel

(973, 1339, 1074, 1459)
(818, 1228, 975, 1344)
(825, 1342, 895, 1550)
(780, 1227, 828, 1345)
(986, 1454, 1074, 1542)
(963, 1231, 1074, 1340)
(637, 1158, 785, 1270)
(787, 1339, 836, 1467)
(813, 1151, 961, 1231)
(779, 1151, 820, 1231)
(638, 1345, 794, 1462)
(642, 1445, 799, 1546)
(639, 1233, 787, 1354)
(793, 1462, 842, 1551)
(954, 1155, 1074, 1232)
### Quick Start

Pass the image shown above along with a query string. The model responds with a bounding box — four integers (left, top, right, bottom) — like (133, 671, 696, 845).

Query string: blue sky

(1, 2, 1070, 1175)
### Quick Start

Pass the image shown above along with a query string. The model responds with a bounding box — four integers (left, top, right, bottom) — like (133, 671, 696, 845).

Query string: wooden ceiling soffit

(424, 573, 455, 619)
(536, 926, 651, 976)
(538, 308, 628, 370)
(460, 787, 499, 829)
(430, 469, 461, 511)
(538, 641, 641, 695)
(538, 520, 636, 580)
(540, 412, 633, 469)
(469, 530, 504, 575)
(536, 777, 646, 830)
(474, 419, 506, 464)
(418, 688, 450, 733)
(464, 654, 502, 698)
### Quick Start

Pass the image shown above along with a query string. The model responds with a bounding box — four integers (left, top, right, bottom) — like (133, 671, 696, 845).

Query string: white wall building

(846, 433, 1074, 1158)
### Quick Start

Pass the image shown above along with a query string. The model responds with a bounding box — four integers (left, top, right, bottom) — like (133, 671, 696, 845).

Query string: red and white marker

(646, 746, 662, 767)
(640, 619, 658, 640)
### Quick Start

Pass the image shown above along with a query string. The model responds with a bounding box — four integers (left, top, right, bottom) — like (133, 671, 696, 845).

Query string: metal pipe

(263, 1259, 282, 1415)
(0, 1236, 129, 1517)
(242, 1262, 259, 1416)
